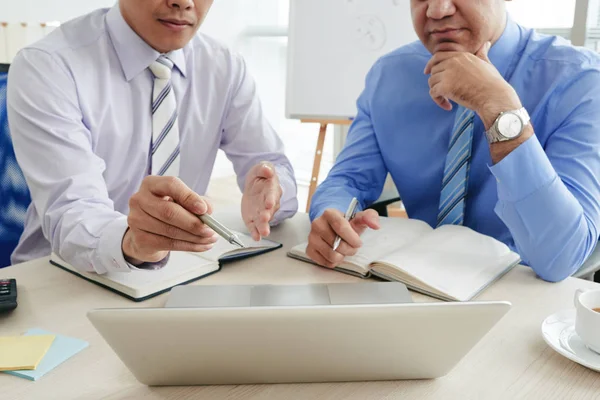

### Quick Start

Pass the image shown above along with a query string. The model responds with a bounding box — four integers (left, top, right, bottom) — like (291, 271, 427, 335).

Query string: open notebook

(288, 218, 520, 302)
(50, 232, 281, 302)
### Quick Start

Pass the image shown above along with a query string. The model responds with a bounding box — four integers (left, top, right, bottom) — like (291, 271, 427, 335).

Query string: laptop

(87, 282, 511, 385)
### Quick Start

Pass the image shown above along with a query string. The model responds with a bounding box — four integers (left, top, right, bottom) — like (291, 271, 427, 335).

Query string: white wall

(0, 0, 115, 23)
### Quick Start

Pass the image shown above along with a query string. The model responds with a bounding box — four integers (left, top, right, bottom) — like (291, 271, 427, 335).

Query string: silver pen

(197, 213, 245, 248)
(332, 197, 359, 252)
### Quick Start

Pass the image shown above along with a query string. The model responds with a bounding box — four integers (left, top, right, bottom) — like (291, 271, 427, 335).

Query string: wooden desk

(1, 213, 599, 400)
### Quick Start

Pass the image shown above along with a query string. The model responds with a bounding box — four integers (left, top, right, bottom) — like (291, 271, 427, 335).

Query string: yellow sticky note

(0, 335, 56, 371)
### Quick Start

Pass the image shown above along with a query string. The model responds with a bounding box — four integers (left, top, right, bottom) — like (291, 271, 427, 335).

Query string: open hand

(242, 162, 282, 241)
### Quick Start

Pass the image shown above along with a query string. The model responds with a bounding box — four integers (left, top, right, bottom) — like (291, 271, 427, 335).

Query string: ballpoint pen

(332, 197, 359, 252)
(197, 213, 246, 248)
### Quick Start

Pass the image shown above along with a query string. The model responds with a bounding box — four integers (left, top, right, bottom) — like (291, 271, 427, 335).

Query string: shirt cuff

(489, 134, 558, 203)
(94, 216, 132, 273)
(94, 216, 168, 273)
(271, 164, 298, 225)
(310, 194, 363, 221)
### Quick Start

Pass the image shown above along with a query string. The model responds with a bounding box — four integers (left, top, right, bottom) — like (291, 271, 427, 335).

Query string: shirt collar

(106, 4, 187, 81)
(488, 15, 524, 80)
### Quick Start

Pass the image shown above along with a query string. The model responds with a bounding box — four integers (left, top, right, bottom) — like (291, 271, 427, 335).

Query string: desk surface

(1, 212, 599, 400)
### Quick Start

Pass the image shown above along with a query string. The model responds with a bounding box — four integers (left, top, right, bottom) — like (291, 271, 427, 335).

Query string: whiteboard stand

(301, 118, 352, 212)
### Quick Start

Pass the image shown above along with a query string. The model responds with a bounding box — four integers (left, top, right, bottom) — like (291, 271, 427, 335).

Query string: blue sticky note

(3, 329, 89, 381)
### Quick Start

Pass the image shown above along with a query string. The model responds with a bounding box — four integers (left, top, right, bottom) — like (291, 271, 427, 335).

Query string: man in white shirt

(7, 0, 298, 273)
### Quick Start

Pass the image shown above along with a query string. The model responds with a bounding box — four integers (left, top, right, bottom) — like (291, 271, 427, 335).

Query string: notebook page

(101, 251, 216, 291)
(199, 231, 280, 262)
(375, 225, 519, 301)
(344, 217, 432, 268)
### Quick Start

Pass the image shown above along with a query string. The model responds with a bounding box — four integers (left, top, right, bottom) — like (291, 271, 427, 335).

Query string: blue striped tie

(149, 55, 180, 176)
(436, 107, 475, 227)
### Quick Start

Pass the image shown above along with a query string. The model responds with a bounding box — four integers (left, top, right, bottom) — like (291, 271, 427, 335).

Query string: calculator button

(0, 290, 9, 295)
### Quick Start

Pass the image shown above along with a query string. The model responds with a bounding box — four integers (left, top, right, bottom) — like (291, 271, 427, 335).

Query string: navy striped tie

(149, 55, 180, 176)
(436, 107, 475, 227)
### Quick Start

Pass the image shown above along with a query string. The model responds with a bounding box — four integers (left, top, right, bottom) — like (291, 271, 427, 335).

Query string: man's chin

(153, 39, 189, 54)
(431, 41, 469, 53)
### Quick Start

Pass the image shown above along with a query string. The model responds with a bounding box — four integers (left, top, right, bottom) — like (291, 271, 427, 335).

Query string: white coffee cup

(574, 288, 600, 354)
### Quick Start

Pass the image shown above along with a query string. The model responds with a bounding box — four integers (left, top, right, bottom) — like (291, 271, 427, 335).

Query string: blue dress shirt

(310, 18, 600, 282)
(8, 5, 298, 273)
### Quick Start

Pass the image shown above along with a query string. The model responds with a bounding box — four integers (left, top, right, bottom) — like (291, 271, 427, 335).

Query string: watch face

(497, 112, 524, 139)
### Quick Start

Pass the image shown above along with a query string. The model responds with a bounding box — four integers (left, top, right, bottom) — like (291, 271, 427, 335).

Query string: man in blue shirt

(306, 0, 600, 282)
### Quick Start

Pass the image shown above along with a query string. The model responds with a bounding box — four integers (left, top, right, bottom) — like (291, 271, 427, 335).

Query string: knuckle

(330, 218, 344, 233)
(181, 191, 195, 208)
(128, 194, 140, 209)
(163, 224, 179, 239)
(323, 209, 336, 220)
(127, 213, 140, 229)
(159, 204, 177, 222)
(165, 176, 181, 192)
(141, 175, 153, 187)
(322, 248, 336, 263)
(164, 236, 178, 250)
(190, 218, 204, 233)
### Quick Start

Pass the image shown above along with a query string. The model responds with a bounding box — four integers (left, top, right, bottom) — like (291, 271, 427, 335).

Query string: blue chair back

(0, 64, 31, 267)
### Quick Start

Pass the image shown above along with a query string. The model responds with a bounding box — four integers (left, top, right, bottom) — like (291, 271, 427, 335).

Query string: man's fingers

(306, 245, 335, 269)
(429, 84, 453, 111)
(308, 234, 345, 267)
(255, 162, 276, 180)
(142, 176, 211, 215)
(135, 195, 214, 237)
(429, 59, 454, 76)
(351, 210, 381, 231)
(255, 209, 273, 237)
(332, 238, 359, 257)
(264, 190, 276, 210)
(424, 51, 461, 74)
(323, 209, 362, 248)
(428, 71, 453, 111)
(128, 209, 218, 245)
(246, 222, 261, 242)
(130, 228, 217, 254)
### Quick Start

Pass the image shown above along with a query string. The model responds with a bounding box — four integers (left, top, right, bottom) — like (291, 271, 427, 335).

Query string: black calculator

(0, 279, 17, 313)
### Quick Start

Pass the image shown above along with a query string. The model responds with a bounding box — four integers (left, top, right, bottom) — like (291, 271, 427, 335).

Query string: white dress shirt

(7, 5, 298, 273)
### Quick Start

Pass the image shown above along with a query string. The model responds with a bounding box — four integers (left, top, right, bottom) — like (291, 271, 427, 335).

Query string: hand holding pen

(123, 176, 222, 265)
(305, 197, 381, 269)
(333, 198, 359, 251)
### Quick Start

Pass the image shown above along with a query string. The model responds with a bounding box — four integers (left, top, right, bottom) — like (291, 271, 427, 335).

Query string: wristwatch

(485, 108, 530, 144)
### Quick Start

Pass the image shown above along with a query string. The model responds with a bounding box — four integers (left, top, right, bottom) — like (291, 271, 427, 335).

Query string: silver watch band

(486, 108, 530, 144)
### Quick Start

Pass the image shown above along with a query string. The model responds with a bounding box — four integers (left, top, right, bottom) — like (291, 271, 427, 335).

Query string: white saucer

(541, 309, 600, 372)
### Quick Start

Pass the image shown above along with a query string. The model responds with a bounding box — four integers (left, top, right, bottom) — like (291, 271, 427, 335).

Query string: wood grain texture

(1, 212, 599, 400)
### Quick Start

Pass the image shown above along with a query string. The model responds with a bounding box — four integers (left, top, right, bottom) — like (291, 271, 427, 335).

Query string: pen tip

(232, 237, 245, 248)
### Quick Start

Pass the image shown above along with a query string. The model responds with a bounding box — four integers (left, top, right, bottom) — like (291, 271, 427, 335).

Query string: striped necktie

(149, 55, 180, 176)
(436, 107, 475, 227)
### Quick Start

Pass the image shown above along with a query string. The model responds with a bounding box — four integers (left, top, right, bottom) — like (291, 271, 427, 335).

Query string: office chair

(0, 63, 31, 268)
(366, 174, 401, 217)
